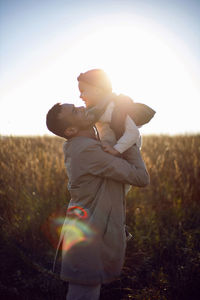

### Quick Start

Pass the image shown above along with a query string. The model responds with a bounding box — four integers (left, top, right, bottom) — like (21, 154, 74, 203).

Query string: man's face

(58, 104, 91, 129)
(78, 81, 103, 108)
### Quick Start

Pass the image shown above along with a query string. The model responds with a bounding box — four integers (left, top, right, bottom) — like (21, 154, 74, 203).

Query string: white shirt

(95, 101, 141, 153)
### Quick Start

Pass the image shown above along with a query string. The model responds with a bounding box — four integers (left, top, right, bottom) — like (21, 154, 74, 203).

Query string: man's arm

(80, 141, 149, 187)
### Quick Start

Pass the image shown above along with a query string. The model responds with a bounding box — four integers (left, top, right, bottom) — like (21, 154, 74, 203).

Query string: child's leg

(125, 184, 131, 195)
(123, 146, 140, 241)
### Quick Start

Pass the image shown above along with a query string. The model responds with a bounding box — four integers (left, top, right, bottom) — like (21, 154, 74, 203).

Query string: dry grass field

(0, 135, 200, 299)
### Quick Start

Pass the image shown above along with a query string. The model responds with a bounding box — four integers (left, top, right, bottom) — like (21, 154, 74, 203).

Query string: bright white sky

(0, 0, 200, 136)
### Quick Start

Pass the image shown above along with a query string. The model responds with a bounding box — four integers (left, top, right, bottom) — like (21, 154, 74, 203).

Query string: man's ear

(64, 127, 78, 137)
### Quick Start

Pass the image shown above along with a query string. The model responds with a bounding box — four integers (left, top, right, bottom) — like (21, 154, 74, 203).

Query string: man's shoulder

(63, 137, 101, 156)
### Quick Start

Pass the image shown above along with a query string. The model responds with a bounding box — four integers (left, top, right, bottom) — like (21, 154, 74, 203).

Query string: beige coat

(59, 136, 149, 285)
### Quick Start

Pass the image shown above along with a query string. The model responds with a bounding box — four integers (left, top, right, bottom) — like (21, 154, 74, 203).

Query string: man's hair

(77, 69, 112, 93)
(46, 103, 69, 138)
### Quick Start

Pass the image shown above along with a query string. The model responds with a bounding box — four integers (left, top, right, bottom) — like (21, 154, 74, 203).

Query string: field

(0, 135, 200, 300)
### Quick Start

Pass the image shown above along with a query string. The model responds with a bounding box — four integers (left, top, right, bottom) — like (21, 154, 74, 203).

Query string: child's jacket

(87, 93, 156, 145)
(110, 94, 156, 139)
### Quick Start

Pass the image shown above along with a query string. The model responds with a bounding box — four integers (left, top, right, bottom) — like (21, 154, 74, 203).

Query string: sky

(0, 0, 200, 136)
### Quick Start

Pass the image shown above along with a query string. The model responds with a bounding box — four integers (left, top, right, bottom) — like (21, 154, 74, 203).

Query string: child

(77, 69, 155, 156)
(77, 69, 155, 241)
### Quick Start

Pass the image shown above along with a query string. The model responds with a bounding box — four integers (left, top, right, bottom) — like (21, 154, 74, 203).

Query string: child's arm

(114, 115, 141, 153)
(103, 115, 141, 155)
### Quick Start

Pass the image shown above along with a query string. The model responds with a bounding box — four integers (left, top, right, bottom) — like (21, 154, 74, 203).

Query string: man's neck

(71, 127, 97, 140)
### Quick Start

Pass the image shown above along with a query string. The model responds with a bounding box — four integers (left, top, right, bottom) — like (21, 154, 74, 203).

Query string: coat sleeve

(79, 142, 149, 187)
(113, 115, 141, 153)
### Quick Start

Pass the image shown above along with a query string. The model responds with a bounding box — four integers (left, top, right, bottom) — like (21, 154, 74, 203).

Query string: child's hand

(101, 142, 120, 156)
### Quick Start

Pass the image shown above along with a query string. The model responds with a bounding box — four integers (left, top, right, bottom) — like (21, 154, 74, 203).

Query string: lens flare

(67, 205, 88, 219)
(42, 205, 95, 252)
(62, 217, 94, 252)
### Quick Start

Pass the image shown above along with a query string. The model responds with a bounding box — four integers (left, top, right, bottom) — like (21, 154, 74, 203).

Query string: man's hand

(101, 142, 121, 156)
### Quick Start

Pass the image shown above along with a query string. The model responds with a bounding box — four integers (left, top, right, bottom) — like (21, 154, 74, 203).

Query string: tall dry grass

(0, 135, 200, 299)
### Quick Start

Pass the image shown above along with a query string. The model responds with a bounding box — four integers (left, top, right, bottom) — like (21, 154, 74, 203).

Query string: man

(46, 103, 149, 300)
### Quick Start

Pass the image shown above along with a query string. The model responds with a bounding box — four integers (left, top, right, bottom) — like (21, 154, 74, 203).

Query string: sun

(67, 17, 198, 134)
(69, 19, 184, 101)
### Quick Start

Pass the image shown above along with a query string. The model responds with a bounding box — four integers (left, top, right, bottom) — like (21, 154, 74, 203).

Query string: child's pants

(66, 283, 101, 300)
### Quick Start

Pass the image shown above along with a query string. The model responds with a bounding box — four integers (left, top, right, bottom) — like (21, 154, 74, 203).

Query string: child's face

(78, 81, 104, 108)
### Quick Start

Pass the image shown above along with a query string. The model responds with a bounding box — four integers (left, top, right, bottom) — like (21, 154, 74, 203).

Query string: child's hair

(77, 69, 112, 93)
